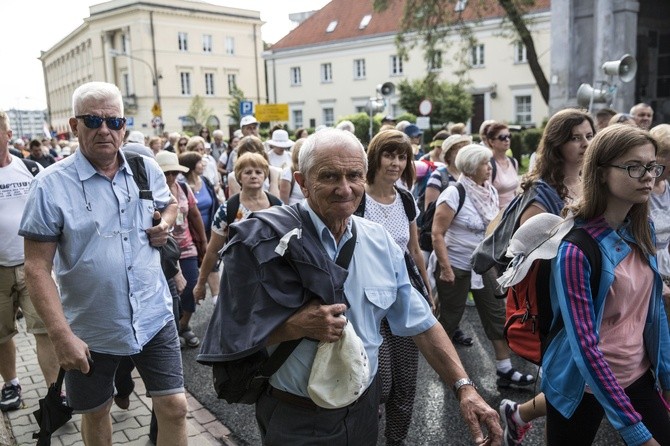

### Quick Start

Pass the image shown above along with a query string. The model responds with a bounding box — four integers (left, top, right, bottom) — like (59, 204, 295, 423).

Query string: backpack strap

(509, 155, 519, 172)
(395, 186, 417, 222)
(20, 158, 40, 177)
(123, 152, 150, 192)
(490, 156, 519, 183)
(226, 194, 241, 226)
(266, 192, 283, 207)
(454, 182, 466, 216)
(544, 227, 601, 347)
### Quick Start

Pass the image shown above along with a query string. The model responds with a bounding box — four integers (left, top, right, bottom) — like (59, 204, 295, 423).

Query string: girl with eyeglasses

(540, 124, 670, 445)
(486, 123, 519, 209)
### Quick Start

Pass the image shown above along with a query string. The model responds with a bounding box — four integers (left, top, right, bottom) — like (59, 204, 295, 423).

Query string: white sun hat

(497, 213, 575, 289)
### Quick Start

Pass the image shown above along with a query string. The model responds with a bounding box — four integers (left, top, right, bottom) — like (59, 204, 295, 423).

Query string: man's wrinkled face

(69, 97, 125, 162)
(632, 106, 653, 130)
(297, 143, 366, 227)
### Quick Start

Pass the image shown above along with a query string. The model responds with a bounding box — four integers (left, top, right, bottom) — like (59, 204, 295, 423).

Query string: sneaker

(466, 292, 475, 307)
(499, 399, 531, 446)
(0, 384, 22, 412)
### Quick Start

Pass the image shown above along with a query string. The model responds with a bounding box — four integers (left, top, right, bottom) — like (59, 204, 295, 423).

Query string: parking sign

(240, 101, 253, 116)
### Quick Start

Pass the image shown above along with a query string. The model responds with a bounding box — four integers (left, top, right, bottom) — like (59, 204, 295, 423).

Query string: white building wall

(265, 12, 551, 131)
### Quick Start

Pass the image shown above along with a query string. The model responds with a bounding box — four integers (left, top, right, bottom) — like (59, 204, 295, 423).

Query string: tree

(397, 77, 473, 129)
(188, 95, 214, 128)
(374, 0, 549, 104)
(228, 86, 246, 126)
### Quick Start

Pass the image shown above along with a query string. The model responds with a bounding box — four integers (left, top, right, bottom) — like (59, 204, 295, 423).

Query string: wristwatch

(453, 377, 477, 395)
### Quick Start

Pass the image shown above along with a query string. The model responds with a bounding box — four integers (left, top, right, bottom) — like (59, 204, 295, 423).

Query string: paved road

(182, 298, 623, 445)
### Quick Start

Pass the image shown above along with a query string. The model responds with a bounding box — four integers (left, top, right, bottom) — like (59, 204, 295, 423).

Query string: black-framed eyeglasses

(602, 163, 665, 178)
(76, 115, 126, 131)
(496, 134, 511, 141)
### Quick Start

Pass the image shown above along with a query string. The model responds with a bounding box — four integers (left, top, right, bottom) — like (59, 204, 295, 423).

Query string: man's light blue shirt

(19, 149, 174, 355)
(269, 202, 437, 396)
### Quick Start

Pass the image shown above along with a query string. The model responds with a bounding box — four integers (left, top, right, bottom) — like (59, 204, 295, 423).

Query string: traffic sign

(255, 104, 289, 122)
(240, 101, 253, 116)
(126, 117, 135, 128)
(416, 116, 431, 130)
(151, 103, 162, 117)
(151, 116, 162, 128)
(419, 99, 432, 116)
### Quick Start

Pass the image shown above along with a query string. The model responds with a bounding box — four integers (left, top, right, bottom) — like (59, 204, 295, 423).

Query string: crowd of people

(2, 79, 670, 446)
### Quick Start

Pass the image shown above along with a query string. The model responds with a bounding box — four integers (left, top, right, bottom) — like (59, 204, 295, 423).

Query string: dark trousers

(546, 370, 670, 445)
(255, 376, 380, 446)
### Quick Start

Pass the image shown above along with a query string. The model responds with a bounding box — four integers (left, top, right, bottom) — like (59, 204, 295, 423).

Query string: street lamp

(109, 49, 162, 132)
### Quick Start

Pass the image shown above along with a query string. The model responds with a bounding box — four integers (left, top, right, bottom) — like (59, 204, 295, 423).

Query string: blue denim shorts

(65, 322, 184, 413)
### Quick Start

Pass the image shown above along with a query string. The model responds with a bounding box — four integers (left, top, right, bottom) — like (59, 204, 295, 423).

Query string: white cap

(240, 115, 258, 127)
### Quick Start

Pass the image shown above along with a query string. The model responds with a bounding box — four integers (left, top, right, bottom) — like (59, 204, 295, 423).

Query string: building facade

(40, 0, 266, 138)
(263, 0, 551, 133)
(550, 0, 670, 124)
(7, 109, 48, 140)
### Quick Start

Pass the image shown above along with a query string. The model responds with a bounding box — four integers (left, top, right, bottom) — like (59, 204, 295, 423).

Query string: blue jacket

(542, 217, 670, 446)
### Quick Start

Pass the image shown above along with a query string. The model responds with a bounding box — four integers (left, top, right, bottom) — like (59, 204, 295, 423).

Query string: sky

(0, 0, 330, 111)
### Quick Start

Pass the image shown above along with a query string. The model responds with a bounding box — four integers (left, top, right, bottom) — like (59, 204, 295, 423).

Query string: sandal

(451, 328, 474, 347)
(496, 368, 535, 388)
(179, 326, 200, 348)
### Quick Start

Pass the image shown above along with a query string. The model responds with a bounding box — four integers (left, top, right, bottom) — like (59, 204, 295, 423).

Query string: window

(353, 59, 366, 79)
(292, 109, 303, 128)
(180, 72, 191, 95)
(471, 44, 484, 67)
(515, 95, 532, 124)
(203, 34, 212, 53)
(514, 41, 527, 63)
(326, 21, 338, 33)
(121, 34, 129, 53)
(178, 32, 188, 51)
(390, 55, 404, 75)
(321, 63, 333, 83)
(225, 36, 235, 55)
(122, 72, 131, 97)
(323, 108, 334, 126)
(359, 14, 372, 29)
(429, 51, 443, 71)
(227, 74, 237, 94)
(290, 67, 302, 86)
(205, 73, 215, 96)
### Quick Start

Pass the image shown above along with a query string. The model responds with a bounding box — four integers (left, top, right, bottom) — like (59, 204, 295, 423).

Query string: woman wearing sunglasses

(485, 122, 519, 209)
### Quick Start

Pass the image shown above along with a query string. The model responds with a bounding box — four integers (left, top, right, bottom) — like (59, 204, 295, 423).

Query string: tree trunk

(498, 0, 550, 105)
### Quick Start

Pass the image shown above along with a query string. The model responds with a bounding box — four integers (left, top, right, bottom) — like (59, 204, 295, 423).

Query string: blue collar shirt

(269, 202, 437, 396)
(19, 149, 174, 355)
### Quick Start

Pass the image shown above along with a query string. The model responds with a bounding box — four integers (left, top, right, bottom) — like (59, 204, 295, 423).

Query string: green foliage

(188, 95, 213, 127)
(397, 78, 473, 127)
(227, 87, 246, 126)
(522, 128, 543, 154)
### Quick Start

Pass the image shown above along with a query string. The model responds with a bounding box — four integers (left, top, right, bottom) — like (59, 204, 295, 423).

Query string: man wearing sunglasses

(19, 81, 187, 445)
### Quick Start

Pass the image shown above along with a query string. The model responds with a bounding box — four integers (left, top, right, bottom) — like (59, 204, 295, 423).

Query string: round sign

(151, 116, 162, 128)
(419, 99, 432, 116)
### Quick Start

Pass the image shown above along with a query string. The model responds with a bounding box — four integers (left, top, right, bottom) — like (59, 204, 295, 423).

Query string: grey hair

(455, 144, 493, 176)
(298, 128, 367, 178)
(335, 120, 355, 133)
(212, 129, 225, 138)
(0, 111, 9, 132)
(72, 82, 124, 116)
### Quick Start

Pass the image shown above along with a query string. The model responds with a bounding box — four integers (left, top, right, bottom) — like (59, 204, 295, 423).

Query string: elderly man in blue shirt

(202, 128, 502, 445)
(19, 81, 187, 446)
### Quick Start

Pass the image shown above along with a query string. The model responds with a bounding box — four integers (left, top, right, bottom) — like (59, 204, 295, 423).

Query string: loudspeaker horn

(577, 83, 610, 107)
(377, 82, 395, 97)
(601, 54, 637, 83)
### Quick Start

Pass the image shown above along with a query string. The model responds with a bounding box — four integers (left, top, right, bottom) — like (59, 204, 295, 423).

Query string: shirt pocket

(363, 287, 396, 310)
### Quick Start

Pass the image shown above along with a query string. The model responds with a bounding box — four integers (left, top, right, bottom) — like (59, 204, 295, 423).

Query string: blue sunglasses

(76, 115, 126, 130)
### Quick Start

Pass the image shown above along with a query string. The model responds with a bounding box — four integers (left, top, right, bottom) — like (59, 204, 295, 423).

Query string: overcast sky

(0, 0, 330, 110)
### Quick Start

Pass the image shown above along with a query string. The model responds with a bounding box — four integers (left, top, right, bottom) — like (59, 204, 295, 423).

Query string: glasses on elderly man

(76, 115, 126, 131)
(602, 163, 665, 178)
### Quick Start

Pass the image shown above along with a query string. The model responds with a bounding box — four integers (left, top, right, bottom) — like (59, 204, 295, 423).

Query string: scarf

(459, 174, 499, 226)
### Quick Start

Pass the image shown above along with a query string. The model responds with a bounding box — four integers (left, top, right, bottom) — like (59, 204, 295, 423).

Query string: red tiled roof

(270, 0, 551, 51)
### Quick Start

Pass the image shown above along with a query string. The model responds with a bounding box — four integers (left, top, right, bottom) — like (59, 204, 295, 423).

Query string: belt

(268, 385, 371, 411)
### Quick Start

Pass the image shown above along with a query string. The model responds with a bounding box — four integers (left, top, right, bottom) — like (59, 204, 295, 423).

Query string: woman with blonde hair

(542, 124, 670, 445)
(193, 153, 282, 304)
(226, 136, 281, 197)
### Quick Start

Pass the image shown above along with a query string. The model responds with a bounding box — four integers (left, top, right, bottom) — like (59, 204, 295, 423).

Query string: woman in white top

(358, 129, 433, 445)
(485, 122, 519, 209)
(431, 144, 534, 390)
(227, 136, 281, 197)
(279, 138, 306, 205)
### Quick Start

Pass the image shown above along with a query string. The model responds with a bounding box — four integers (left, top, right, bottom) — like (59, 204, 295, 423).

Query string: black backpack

(21, 158, 40, 176)
(418, 183, 465, 252)
(490, 155, 519, 183)
(354, 185, 417, 222)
